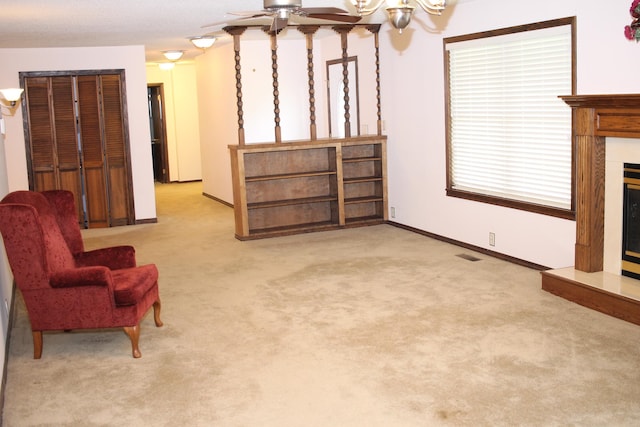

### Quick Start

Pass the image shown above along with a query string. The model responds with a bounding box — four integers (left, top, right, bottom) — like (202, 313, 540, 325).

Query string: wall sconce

(0, 88, 24, 116)
(189, 36, 216, 50)
(351, 0, 446, 33)
(162, 50, 184, 61)
(0, 88, 24, 135)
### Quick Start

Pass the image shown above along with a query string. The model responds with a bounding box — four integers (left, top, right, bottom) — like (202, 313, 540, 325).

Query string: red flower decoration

(632, 0, 640, 18)
(627, 0, 640, 41)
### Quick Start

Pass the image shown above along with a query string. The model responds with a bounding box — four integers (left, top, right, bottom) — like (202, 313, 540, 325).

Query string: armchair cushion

(112, 264, 159, 306)
(50, 266, 112, 289)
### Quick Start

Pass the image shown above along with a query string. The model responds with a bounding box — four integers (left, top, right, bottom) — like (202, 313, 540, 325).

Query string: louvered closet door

(25, 76, 83, 221)
(23, 71, 134, 228)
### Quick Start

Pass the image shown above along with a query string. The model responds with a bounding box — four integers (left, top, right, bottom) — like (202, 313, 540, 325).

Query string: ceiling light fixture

(162, 50, 184, 61)
(158, 62, 176, 71)
(351, 0, 446, 33)
(189, 36, 217, 50)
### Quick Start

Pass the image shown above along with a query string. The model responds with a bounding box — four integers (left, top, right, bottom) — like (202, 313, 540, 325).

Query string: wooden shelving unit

(229, 136, 387, 240)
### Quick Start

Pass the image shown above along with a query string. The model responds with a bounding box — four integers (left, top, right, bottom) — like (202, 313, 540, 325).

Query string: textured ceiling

(0, 0, 383, 63)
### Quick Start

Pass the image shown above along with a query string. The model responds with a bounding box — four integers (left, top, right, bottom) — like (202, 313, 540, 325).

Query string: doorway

(148, 84, 169, 183)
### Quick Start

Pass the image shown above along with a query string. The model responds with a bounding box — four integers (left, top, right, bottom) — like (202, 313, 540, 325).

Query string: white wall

(197, 27, 383, 204)
(378, 0, 640, 269)
(181, 0, 640, 270)
(0, 113, 13, 391)
(197, 41, 238, 203)
(147, 62, 202, 182)
(0, 46, 156, 221)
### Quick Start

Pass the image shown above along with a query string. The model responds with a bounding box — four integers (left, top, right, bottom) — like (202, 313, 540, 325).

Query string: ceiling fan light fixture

(264, 0, 302, 9)
(162, 50, 184, 61)
(386, 4, 414, 33)
(189, 36, 216, 50)
(351, 0, 446, 32)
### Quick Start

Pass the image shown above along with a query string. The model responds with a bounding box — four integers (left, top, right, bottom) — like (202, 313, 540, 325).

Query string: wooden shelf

(246, 171, 336, 182)
(344, 196, 384, 205)
(344, 176, 382, 184)
(248, 195, 338, 209)
(343, 156, 382, 163)
(345, 216, 385, 225)
(229, 136, 387, 240)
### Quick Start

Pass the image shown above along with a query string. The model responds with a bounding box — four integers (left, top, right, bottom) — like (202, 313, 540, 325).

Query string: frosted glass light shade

(190, 36, 216, 49)
(0, 88, 24, 103)
(162, 50, 184, 61)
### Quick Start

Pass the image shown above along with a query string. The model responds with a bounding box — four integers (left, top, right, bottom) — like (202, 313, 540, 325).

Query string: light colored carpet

(2, 181, 640, 426)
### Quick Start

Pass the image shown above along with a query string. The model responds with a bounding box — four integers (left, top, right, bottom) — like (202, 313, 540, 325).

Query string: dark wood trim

(444, 16, 576, 44)
(388, 221, 549, 271)
(135, 218, 158, 225)
(202, 192, 233, 209)
(541, 271, 640, 326)
(446, 188, 576, 220)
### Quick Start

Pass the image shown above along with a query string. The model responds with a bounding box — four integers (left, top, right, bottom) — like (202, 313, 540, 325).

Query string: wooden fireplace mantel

(560, 94, 640, 272)
(541, 94, 640, 326)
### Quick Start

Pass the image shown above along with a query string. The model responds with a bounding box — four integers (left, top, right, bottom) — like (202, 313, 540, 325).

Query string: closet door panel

(51, 76, 83, 221)
(77, 75, 109, 228)
(24, 77, 57, 191)
(101, 75, 132, 226)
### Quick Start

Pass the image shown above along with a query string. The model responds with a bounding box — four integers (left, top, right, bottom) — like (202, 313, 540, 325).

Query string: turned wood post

(297, 26, 320, 140)
(224, 26, 247, 146)
(263, 27, 283, 143)
(333, 25, 354, 138)
(366, 24, 383, 135)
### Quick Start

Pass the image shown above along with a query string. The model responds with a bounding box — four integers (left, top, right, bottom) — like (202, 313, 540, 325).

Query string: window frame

(444, 17, 577, 220)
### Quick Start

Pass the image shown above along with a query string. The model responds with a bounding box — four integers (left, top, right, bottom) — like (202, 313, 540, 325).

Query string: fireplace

(541, 94, 640, 326)
(622, 163, 640, 279)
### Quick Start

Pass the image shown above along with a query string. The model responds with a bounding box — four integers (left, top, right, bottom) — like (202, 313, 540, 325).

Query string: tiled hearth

(541, 94, 640, 326)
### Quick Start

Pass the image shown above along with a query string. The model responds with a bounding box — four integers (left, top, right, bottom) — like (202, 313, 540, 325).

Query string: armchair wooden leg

(123, 325, 141, 358)
(153, 298, 163, 327)
(32, 331, 43, 359)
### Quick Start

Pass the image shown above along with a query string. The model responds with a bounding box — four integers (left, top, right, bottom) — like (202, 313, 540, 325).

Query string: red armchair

(0, 190, 162, 358)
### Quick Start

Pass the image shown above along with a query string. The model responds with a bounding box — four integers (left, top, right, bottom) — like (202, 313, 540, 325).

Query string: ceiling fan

(206, 0, 362, 32)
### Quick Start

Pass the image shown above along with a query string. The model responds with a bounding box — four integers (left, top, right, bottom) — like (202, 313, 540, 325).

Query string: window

(444, 17, 576, 219)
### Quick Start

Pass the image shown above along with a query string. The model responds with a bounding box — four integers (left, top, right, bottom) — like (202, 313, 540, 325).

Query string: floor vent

(456, 253, 481, 262)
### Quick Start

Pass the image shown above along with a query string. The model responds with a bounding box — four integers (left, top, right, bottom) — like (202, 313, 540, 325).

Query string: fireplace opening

(622, 163, 640, 279)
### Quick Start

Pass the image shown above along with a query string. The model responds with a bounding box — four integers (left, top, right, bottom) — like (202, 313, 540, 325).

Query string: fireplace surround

(622, 163, 640, 279)
(541, 94, 640, 325)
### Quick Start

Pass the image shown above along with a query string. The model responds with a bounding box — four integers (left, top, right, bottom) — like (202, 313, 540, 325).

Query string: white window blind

(446, 23, 573, 210)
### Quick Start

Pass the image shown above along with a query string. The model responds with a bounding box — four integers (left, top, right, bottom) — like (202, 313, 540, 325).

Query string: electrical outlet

(390, 207, 396, 218)
(489, 232, 496, 247)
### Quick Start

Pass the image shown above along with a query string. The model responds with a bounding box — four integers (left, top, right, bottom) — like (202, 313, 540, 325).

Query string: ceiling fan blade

(202, 13, 271, 28)
(270, 16, 289, 32)
(229, 10, 270, 17)
(306, 13, 362, 23)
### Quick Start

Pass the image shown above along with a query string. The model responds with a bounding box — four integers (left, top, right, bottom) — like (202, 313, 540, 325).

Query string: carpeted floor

(2, 181, 640, 426)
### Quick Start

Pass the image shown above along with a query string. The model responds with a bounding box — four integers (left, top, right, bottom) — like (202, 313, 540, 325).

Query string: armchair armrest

(50, 266, 112, 288)
(75, 245, 136, 270)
